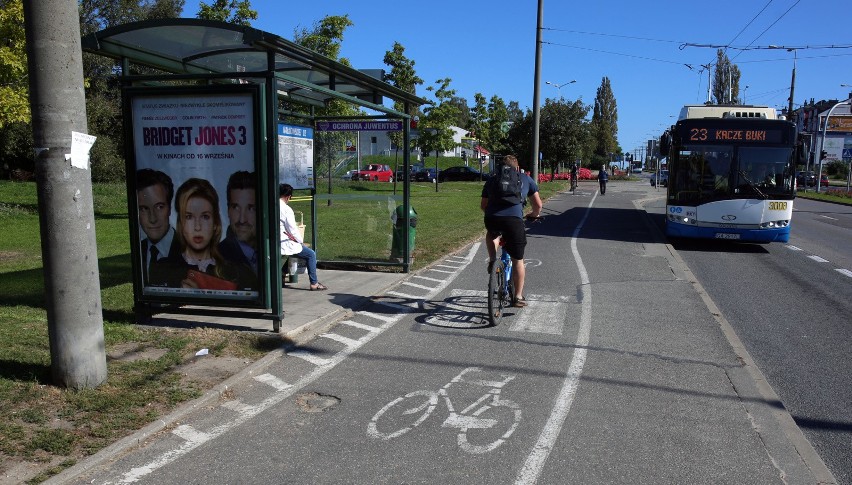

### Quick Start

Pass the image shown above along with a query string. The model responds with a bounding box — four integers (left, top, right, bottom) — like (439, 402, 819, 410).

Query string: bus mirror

(659, 131, 671, 156)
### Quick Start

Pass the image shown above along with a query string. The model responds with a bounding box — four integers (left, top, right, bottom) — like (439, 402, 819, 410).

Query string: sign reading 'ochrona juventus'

(315, 120, 403, 132)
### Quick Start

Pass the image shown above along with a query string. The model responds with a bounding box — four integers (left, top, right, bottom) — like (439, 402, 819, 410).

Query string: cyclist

(481, 155, 543, 308)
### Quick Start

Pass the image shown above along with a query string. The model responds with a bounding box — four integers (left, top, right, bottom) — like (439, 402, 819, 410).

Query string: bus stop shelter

(81, 19, 428, 331)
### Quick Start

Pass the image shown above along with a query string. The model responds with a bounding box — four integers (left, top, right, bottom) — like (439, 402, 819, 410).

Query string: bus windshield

(669, 145, 794, 204)
(735, 147, 795, 196)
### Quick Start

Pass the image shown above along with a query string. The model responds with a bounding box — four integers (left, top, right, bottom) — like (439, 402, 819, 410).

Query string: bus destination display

(686, 127, 783, 143)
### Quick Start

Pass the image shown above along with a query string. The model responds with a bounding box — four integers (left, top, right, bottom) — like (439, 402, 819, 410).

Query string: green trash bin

(391, 205, 417, 260)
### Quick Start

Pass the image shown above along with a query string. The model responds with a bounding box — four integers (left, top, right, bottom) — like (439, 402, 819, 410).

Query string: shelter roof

(81, 19, 427, 115)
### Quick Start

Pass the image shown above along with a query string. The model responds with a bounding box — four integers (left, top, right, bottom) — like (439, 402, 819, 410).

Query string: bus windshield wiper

(738, 170, 767, 199)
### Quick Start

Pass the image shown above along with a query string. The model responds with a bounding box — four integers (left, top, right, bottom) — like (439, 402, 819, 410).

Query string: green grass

(0, 177, 569, 482)
(795, 186, 852, 205)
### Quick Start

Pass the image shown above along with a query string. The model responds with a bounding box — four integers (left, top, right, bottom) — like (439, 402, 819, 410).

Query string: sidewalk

(151, 268, 410, 338)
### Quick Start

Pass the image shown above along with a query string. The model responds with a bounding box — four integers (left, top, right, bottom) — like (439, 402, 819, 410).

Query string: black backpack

(488, 162, 523, 205)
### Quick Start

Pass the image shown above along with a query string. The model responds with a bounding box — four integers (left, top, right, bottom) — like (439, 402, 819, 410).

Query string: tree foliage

(483, 95, 509, 156)
(0, 0, 28, 128)
(196, 0, 257, 25)
(382, 41, 423, 153)
(712, 49, 741, 104)
(591, 76, 618, 161)
(540, 98, 591, 175)
(418, 78, 460, 161)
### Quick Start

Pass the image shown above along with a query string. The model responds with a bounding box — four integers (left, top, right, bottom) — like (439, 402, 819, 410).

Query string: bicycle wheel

(487, 260, 505, 326)
(505, 265, 516, 308)
(367, 390, 438, 440)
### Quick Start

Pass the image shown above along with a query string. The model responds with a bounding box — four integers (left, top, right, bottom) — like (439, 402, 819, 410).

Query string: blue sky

(185, 0, 852, 159)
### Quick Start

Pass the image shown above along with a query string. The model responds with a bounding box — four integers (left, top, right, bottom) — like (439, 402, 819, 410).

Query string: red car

(352, 164, 393, 182)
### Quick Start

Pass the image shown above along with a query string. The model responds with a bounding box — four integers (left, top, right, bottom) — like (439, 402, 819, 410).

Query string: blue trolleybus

(659, 105, 805, 243)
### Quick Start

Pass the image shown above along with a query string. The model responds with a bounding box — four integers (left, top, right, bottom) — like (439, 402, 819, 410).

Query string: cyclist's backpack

(488, 163, 523, 206)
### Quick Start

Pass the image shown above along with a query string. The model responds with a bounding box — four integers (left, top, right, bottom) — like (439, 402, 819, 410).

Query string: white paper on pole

(68, 131, 97, 169)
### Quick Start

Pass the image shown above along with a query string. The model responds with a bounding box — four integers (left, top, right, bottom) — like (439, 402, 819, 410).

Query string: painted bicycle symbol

(367, 367, 522, 454)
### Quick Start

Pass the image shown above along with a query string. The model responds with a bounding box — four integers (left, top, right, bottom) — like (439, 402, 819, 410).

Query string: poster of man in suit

(129, 89, 260, 302)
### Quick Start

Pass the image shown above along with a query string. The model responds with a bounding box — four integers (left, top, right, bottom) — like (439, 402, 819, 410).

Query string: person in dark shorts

(481, 155, 543, 307)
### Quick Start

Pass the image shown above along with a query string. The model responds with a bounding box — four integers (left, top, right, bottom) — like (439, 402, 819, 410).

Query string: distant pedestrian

(598, 168, 609, 195)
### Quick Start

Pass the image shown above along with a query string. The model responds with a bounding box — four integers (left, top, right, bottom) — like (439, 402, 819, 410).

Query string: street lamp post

(817, 94, 852, 192)
(743, 85, 749, 104)
(545, 79, 576, 99)
(769, 45, 797, 118)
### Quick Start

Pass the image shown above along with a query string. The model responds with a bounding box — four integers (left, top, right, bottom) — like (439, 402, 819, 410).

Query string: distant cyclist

(481, 155, 543, 308)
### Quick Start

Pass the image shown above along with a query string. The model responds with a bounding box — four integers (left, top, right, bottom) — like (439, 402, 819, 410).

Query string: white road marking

(786, 245, 802, 251)
(807, 255, 829, 263)
(253, 373, 292, 391)
(436, 264, 463, 270)
(428, 268, 455, 274)
(818, 215, 838, 220)
(320, 332, 363, 348)
(221, 400, 258, 416)
(100, 244, 483, 484)
(425, 289, 487, 328)
(836, 269, 852, 278)
(509, 294, 572, 335)
(287, 349, 331, 367)
(359, 310, 398, 323)
(339, 320, 382, 332)
(172, 425, 210, 444)
(413, 275, 445, 283)
(402, 281, 434, 290)
(515, 191, 597, 485)
(386, 290, 423, 299)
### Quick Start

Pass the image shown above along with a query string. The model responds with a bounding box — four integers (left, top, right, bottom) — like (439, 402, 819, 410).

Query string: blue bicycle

(487, 215, 541, 326)
(487, 237, 515, 326)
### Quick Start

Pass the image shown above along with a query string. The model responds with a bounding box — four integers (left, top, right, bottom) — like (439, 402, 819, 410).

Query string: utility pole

(23, 0, 107, 389)
(530, 0, 544, 181)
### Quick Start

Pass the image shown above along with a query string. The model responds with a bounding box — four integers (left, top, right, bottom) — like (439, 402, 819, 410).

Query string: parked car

(351, 164, 393, 182)
(650, 169, 669, 187)
(395, 166, 419, 182)
(438, 166, 482, 182)
(414, 167, 437, 183)
(341, 169, 358, 181)
(795, 171, 816, 187)
(820, 173, 829, 187)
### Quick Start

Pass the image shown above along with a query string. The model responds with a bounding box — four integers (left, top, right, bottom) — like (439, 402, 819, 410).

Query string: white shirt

(279, 199, 303, 255)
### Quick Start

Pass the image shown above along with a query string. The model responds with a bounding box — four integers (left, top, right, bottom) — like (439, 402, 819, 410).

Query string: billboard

(128, 87, 262, 304)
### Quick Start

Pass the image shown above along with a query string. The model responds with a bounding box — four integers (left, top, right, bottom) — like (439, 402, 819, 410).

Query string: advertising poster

(130, 90, 261, 302)
(278, 123, 314, 190)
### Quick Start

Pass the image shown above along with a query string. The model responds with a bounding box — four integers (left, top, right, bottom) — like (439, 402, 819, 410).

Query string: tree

(484, 95, 509, 156)
(418, 78, 461, 166)
(383, 41, 423, 154)
(292, 15, 359, 180)
(0, 0, 28, 128)
(712, 49, 741, 104)
(540, 98, 591, 178)
(591, 76, 618, 164)
(447, 96, 470, 129)
(197, 0, 256, 25)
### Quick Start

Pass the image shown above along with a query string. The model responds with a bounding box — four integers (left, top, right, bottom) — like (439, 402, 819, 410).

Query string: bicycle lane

(65, 184, 828, 484)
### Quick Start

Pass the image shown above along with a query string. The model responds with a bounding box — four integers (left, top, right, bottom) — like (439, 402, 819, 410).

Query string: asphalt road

(63, 182, 835, 485)
(646, 195, 852, 484)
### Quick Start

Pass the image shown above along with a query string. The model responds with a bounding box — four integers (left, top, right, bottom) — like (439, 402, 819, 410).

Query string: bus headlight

(668, 214, 696, 224)
(760, 220, 789, 229)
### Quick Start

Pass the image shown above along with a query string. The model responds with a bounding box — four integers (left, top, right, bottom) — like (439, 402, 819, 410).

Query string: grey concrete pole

(23, 0, 107, 389)
(530, 0, 543, 181)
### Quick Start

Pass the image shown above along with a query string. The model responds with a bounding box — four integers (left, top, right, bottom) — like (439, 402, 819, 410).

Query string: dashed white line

(287, 349, 331, 366)
(172, 425, 210, 444)
(413, 275, 445, 283)
(807, 255, 829, 263)
(320, 332, 363, 348)
(339, 320, 382, 332)
(386, 290, 423, 299)
(253, 373, 292, 391)
(359, 310, 398, 323)
(402, 281, 434, 290)
(836, 269, 852, 278)
(427, 268, 455, 274)
(786, 245, 802, 251)
(818, 215, 838, 220)
(221, 399, 258, 416)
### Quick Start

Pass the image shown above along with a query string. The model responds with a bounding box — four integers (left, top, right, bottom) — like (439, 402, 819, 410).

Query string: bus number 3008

(769, 202, 787, 210)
